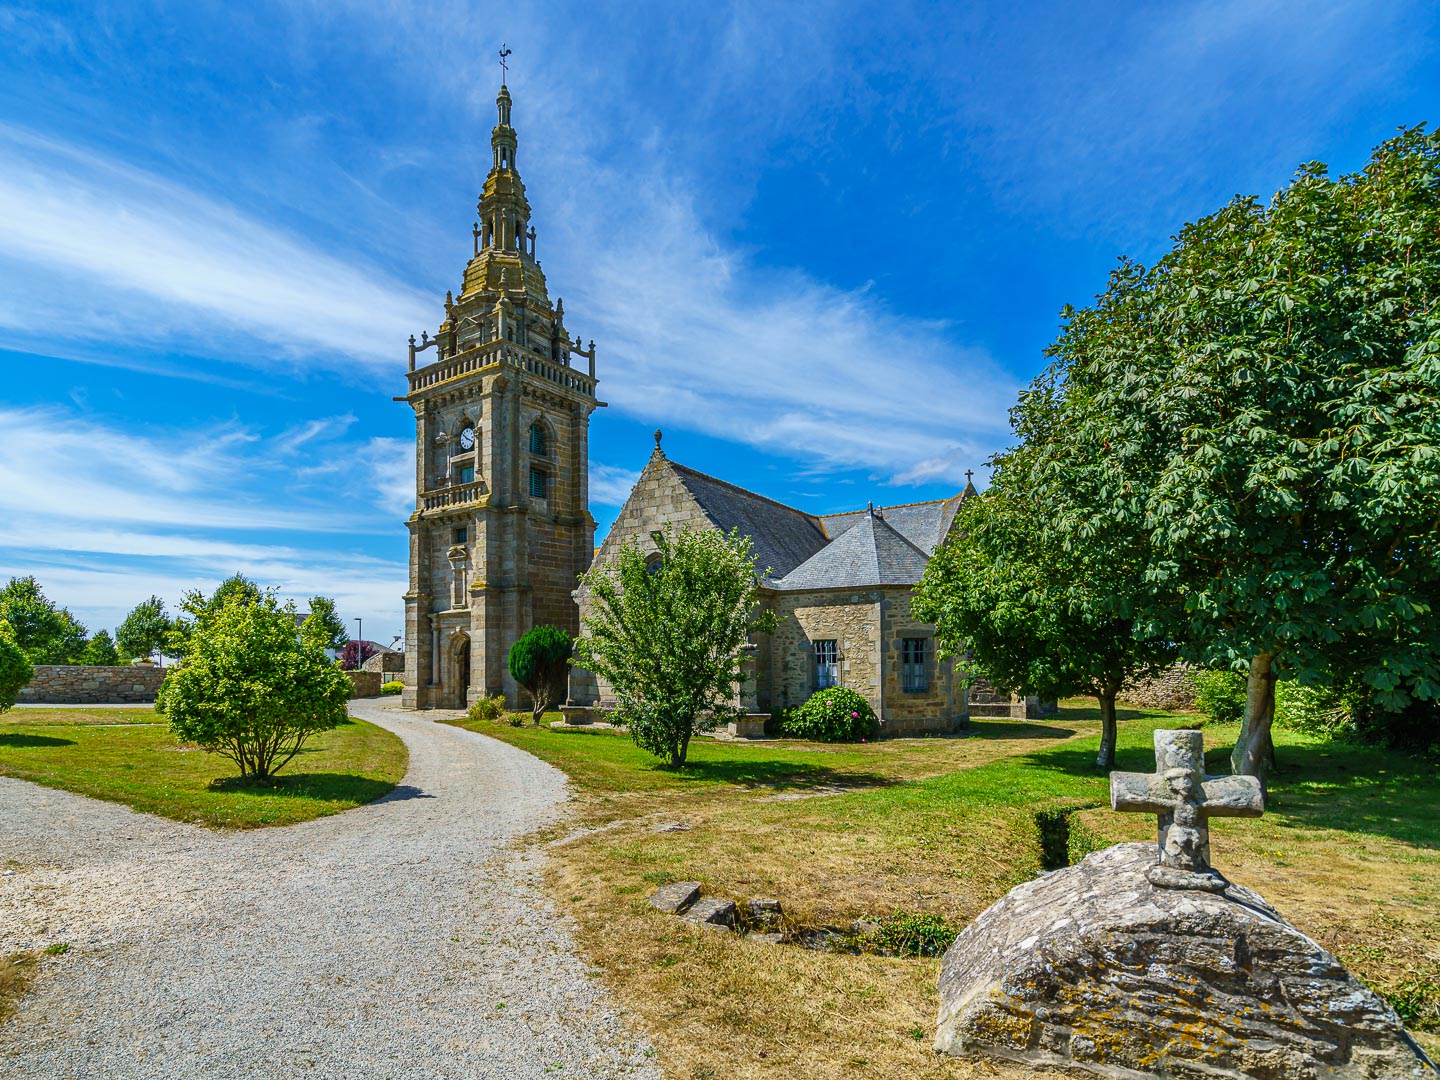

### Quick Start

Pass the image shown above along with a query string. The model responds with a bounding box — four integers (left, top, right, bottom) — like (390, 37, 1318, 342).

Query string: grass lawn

(0, 707, 408, 829)
(453, 704, 1440, 1079)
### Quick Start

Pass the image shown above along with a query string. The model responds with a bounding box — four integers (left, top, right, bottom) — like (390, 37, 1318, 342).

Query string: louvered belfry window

(529, 468, 547, 499)
(814, 639, 839, 689)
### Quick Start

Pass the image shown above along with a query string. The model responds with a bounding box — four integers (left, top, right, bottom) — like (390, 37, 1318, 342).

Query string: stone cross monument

(1110, 728, 1264, 891)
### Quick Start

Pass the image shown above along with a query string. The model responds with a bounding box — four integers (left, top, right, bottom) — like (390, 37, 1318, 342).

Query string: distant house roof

(668, 462, 830, 579)
(770, 511, 933, 591)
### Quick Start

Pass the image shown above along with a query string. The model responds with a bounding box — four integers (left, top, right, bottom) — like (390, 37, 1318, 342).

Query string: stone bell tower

(401, 79, 603, 710)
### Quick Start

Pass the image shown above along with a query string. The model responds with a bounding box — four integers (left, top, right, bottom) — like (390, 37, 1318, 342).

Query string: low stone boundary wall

(1119, 664, 1197, 711)
(345, 671, 384, 698)
(19, 664, 167, 704)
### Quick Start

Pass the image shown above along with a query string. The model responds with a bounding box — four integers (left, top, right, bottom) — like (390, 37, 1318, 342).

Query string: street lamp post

(354, 618, 363, 669)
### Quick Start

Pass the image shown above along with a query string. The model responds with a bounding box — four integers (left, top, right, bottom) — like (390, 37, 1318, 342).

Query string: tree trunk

(674, 729, 693, 768)
(1231, 652, 1278, 779)
(1096, 689, 1118, 769)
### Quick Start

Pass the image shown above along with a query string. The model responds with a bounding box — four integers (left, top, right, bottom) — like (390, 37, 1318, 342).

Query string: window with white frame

(902, 637, 929, 692)
(814, 639, 839, 689)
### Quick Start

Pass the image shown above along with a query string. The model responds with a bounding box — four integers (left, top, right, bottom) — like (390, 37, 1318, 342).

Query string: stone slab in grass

(647, 881, 700, 914)
(935, 842, 1435, 1079)
(682, 897, 735, 930)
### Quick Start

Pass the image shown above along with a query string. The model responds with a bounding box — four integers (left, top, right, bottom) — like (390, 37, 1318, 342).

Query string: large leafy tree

(301, 596, 349, 654)
(0, 576, 86, 664)
(914, 395, 1175, 767)
(158, 591, 352, 781)
(0, 620, 35, 714)
(1040, 126, 1440, 777)
(508, 625, 573, 724)
(576, 526, 776, 767)
(116, 595, 171, 665)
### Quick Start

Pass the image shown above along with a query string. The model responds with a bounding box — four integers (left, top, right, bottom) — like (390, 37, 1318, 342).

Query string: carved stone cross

(1110, 729, 1264, 891)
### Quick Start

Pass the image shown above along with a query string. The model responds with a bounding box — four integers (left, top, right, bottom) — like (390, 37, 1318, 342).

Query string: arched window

(529, 422, 547, 455)
(645, 553, 664, 575)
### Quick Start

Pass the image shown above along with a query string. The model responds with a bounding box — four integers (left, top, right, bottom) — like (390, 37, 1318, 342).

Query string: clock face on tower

(459, 426, 475, 451)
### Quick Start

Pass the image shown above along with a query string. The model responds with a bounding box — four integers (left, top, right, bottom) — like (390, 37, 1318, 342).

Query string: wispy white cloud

(0, 406, 409, 633)
(589, 462, 641, 506)
(0, 125, 433, 370)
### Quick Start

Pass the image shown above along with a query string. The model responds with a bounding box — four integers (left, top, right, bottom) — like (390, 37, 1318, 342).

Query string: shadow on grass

(208, 772, 399, 804)
(969, 720, 1079, 741)
(659, 758, 896, 792)
(1016, 732, 1440, 850)
(0, 733, 76, 748)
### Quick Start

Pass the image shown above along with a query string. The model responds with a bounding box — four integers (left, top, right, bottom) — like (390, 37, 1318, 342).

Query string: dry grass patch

(460, 706, 1439, 1075)
(0, 952, 40, 1025)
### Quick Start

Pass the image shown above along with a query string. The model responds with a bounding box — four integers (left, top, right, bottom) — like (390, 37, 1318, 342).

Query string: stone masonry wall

(1119, 662, 1197, 711)
(19, 664, 167, 704)
(877, 590, 965, 734)
(768, 591, 882, 716)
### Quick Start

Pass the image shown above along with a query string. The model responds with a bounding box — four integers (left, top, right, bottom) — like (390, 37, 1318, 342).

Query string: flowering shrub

(782, 687, 877, 743)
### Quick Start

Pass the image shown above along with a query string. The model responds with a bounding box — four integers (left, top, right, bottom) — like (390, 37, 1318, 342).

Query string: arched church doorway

(447, 632, 471, 709)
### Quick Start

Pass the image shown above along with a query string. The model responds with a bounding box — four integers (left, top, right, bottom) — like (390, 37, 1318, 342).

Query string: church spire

(477, 66, 532, 260)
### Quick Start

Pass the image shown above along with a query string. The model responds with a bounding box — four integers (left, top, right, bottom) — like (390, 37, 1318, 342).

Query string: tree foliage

(575, 526, 776, 767)
(1024, 126, 1440, 777)
(913, 388, 1175, 767)
(169, 574, 264, 659)
(116, 595, 171, 664)
(0, 620, 35, 714)
(340, 639, 379, 671)
(158, 591, 351, 780)
(508, 625, 573, 724)
(80, 630, 120, 666)
(0, 576, 87, 664)
(301, 596, 349, 654)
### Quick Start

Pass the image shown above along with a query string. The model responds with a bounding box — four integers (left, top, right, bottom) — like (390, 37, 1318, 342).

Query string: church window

(529, 467, 548, 499)
(457, 465, 475, 485)
(453, 526, 468, 544)
(814, 640, 839, 689)
(902, 638, 929, 692)
(645, 553, 663, 575)
(529, 423, 547, 455)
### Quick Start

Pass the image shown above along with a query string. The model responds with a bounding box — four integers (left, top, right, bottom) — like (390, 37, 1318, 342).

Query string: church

(400, 81, 1001, 732)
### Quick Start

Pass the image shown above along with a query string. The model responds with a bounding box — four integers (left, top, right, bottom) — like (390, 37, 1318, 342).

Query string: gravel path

(0, 702, 658, 1079)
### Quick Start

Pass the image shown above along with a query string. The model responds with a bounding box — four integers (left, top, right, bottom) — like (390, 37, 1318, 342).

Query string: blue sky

(1, 0, 1437, 643)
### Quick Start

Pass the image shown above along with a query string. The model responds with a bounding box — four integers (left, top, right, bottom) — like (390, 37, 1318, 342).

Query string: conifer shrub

(782, 687, 877, 743)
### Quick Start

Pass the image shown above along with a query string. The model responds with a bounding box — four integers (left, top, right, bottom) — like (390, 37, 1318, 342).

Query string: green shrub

(157, 592, 351, 780)
(872, 911, 956, 958)
(0, 620, 34, 715)
(507, 625, 573, 723)
(1273, 681, 1351, 736)
(467, 693, 507, 723)
(380, 680, 403, 696)
(1192, 668, 1248, 725)
(782, 687, 878, 742)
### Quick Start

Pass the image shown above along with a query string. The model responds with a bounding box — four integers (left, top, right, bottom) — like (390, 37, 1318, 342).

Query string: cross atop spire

(498, 44, 511, 86)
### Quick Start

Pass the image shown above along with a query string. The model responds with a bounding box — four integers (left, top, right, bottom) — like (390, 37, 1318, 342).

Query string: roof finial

(867, 500, 875, 516)
(498, 44, 511, 86)
(653, 429, 664, 455)
(965, 469, 975, 483)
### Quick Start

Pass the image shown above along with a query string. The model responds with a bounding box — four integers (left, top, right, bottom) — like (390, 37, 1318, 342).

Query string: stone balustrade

(406, 340, 596, 398)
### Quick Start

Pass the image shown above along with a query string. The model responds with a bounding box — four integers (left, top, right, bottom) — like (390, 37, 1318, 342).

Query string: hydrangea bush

(782, 687, 877, 743)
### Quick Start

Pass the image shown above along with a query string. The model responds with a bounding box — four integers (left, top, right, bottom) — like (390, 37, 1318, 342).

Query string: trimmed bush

(782, 687, 877, 743)
(467, 692, 506, 723)
(380, 680, 403, 696)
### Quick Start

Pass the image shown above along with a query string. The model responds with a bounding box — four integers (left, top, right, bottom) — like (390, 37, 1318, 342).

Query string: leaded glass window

(814, 639, 838, 689)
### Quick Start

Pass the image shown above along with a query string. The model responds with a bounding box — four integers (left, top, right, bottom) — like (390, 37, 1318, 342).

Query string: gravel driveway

(0, 702, 658, 1079)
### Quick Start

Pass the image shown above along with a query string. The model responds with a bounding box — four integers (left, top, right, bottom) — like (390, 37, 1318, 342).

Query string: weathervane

(498, 44, 512, 85)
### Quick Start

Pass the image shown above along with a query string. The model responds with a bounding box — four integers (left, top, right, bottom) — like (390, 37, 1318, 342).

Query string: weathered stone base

(559, 705, 598, 726)
(727, 713, 770, 738)
(936, 843, 1435, 1079)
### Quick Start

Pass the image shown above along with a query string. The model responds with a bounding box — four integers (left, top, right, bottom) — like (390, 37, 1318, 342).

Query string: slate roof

(668, 462, 830, 579)
(769, 511, 932, 591)
(818, 485, 974, 555)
